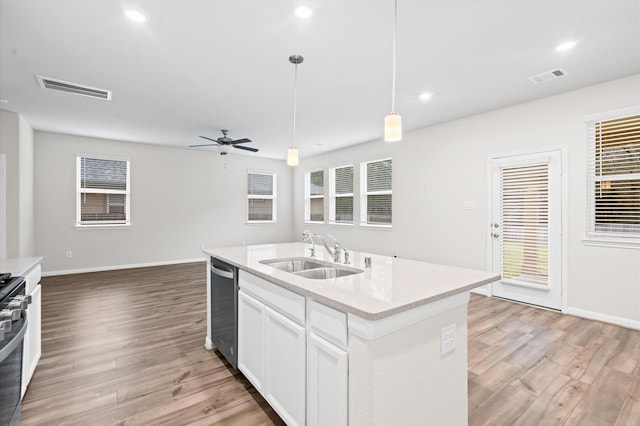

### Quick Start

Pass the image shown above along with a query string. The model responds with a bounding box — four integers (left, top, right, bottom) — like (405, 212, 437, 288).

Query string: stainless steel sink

(294, 267, 362, 280)
(260, 257, 363, 279)
(260, 258, 326, 273)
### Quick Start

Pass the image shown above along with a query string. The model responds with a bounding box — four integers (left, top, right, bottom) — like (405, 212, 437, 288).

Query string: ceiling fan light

(287, 146, 299, 166)
(384, 112, 402, 142)
(219, 145, 232, 155)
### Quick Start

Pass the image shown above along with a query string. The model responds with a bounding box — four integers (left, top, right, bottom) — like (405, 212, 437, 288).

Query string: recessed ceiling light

(124, 9, 147, 23)
(556, 40, 577, 52)
(419, 92, 433, 101)
(0, 98, 8, 104)
(294, 6, 312, 19)
(311, 144, 324, 148)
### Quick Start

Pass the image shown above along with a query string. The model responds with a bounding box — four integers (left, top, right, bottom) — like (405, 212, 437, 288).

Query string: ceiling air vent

(528, 68, 568, 84)
(36, 75, 112, 100)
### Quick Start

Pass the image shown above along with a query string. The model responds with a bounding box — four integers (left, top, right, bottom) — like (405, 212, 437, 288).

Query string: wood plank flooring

(21, 263, 639, 425)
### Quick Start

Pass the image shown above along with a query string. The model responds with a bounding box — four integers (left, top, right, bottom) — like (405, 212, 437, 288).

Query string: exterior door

(489, 149, 563, 310)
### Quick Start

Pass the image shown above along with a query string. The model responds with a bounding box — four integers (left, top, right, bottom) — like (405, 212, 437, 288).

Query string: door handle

(492, 233, 500, 238)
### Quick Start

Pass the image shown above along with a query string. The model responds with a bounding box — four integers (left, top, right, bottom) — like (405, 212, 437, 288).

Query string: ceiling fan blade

(230, 138, 252, 144)
(233, 145, 259, 152)
(198, 135, 223, 144)
(189, 143, 220, 147)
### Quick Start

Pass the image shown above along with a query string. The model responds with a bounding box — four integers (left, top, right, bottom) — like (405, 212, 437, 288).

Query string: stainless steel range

(0, 273, 31, 426)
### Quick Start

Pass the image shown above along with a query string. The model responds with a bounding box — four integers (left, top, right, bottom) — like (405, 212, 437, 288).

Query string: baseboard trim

(42, 257, 206, 277)
(566, 307, 640, 331)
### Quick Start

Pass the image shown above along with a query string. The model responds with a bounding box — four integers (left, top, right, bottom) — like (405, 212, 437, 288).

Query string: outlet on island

(441, 323, 456, 356)
(65, 251, 73, 259)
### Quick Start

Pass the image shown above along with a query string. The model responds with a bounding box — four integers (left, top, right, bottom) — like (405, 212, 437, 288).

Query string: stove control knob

(13, 295, 32, 305)
(0, 319, 12, 333)
(0, 308, 21, 321)
(8, 299, 28, 310)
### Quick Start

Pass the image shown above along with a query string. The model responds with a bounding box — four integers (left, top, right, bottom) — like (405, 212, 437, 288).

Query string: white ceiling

(1, 0, 639, 160)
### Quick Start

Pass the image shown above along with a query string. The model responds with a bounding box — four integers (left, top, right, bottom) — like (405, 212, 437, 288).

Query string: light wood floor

(21, 263, 639, 425)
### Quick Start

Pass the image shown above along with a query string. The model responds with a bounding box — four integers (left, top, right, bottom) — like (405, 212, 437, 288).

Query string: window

(248, 171, 276, 222)
(360, 158, 392, 226)
(585, 107, 640, 247)
(330, 165, 354, 224)
(305, 169, 324, 222)
(76, 155, 130, 226)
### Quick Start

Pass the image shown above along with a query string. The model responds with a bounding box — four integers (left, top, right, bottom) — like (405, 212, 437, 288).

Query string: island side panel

(348, 304, 469, 426)
(205, 256, 214, 350)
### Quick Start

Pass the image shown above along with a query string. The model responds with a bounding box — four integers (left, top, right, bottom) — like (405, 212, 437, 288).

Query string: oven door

(0, 311, 28, 426)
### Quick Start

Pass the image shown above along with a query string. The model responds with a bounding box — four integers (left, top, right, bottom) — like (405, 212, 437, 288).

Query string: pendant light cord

(292, 62, 298, 148)
(391, 0, 397, 113)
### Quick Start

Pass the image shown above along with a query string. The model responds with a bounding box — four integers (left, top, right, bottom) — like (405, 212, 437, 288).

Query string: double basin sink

(260, 257, 364, 280)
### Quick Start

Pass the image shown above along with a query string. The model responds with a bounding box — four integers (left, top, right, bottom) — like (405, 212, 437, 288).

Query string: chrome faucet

(320, 234, 341, 263)
(302, 230, 317, 257)
(302, 231, 343, 262)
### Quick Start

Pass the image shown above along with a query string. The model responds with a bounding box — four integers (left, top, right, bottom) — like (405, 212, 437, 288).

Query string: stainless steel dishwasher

(210, 257, 238, 369)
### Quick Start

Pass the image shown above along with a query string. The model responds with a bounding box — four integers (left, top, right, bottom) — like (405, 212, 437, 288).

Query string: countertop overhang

(203, 243, 500, 320)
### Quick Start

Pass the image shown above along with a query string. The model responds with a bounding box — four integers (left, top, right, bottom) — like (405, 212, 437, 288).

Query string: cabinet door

(307, 332, 348, 426)
(22, 284, 42, 399)
(237, 290, 265, 392)
(264, 306, 306, 426)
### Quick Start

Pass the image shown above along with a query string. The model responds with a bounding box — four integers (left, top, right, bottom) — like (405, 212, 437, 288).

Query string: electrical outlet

(65, 251, 73, 259)
(441, 323, 456, 356)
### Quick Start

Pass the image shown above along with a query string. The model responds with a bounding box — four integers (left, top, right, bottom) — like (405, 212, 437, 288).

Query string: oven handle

(211, 264, 234, 280)
(0, 311, 28, 364)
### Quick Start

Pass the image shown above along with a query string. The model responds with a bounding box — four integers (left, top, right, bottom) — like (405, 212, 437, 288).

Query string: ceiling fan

(189, 129, 258, 155)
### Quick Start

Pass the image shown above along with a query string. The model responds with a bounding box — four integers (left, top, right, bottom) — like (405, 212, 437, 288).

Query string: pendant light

(384, 0, 401, 142)
(287, 54, 304, 166)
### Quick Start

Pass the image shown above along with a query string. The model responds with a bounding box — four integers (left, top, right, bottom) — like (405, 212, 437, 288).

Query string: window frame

(583, 105, 640, 249)
(247, 170, 277, 223)
(75, 154, 131, 228)
(329, 164, 354, 225)
(359, 157, 393, 228)
(304, 168, 325, 223)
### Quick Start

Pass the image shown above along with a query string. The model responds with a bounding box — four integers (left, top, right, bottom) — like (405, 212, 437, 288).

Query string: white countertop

(0, 257, 43, 277)
(203, 243, 500, 320)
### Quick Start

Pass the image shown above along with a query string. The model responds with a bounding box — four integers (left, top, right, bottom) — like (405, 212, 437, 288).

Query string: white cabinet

(238, 290, 265, 392)
(264, 306, 306, 426)
(237, 271, 306, 426)
(22, 263, 42, 398)
(307, 332, 348, 426)
(307, 299, 348, 426)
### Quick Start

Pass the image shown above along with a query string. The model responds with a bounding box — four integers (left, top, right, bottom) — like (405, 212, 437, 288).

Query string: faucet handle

(343, 248, 350, 264)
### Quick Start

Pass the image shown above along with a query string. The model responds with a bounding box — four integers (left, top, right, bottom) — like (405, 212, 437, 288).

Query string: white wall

(35, 132, 293, 273)
(0, 109, 35, 258)
(293, 74, 640, 324)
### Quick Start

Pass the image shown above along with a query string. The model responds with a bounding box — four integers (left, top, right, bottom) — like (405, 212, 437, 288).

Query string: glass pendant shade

(287, 146, 299, 166)
(384, 112, 402, 142)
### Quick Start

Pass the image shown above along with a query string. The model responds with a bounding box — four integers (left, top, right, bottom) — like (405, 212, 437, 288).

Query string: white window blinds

(360, 158, 392, 225)
(330, 165, 354, 223)
(305, 169, 324, 222)
(586, 110, 640, 245)
(500, 162, 549, 287)
(77, 155, 130, 226)
(248, 171, 276, 222)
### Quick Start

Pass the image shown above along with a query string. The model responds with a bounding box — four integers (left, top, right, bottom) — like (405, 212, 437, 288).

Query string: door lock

(493, 223, 500, 228)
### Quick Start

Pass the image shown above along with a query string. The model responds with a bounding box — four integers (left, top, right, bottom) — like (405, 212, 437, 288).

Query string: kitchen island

(203, 243, 500, 426)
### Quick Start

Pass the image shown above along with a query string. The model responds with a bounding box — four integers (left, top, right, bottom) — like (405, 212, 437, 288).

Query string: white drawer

(24, 264, 42, 294)
(239, 271, 305, 325)
(308, 299, 347, 349)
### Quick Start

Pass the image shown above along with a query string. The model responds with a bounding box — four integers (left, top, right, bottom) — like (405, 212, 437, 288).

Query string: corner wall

(293, 74, 640, 325)
(35, 132, 293, 273)
(0, 109, 35, 257)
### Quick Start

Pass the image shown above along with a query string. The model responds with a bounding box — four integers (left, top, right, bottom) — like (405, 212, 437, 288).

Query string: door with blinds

(489, 149, 563, 310)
